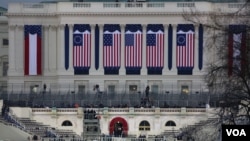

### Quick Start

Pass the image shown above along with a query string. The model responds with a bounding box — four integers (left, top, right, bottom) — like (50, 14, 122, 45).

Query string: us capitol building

(0, 0, 246, 140)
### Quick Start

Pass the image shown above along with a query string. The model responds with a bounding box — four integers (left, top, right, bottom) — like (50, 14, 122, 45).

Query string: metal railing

(0, 91, 221, 108)
(0, 82, 208, 95)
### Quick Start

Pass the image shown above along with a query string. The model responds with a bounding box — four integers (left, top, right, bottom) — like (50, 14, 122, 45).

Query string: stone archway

(62, 120, 73, 126)
(109, 117, 128, 137)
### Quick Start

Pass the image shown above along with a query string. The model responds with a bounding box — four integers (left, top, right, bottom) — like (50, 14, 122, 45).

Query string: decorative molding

(6, 11, 213, 17)
(142, 24, 147, 28)
(6, 13, 56, 17)
(58, 24, 65, 30)
(43, 25, 50, 30)
(49, 25, 57, 30)
(8, 25, 16, 30)
(17, 25, 23, 30)
(90, 24, 95, 29)
(68, 24, 74, 29)
(120, 24, 125, 28)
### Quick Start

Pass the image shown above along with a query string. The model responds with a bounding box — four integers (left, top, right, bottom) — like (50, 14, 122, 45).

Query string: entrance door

(109, 117, 128, 137)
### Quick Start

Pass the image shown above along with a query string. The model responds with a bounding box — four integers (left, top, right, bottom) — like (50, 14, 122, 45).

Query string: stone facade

(10, 107, 216, 137)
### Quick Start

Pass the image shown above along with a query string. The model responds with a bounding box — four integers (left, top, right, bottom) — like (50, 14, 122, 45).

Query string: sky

(0, 0, 43, 9)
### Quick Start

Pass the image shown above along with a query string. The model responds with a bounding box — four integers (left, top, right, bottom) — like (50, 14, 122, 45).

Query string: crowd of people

(1, 103, 9, 117)
(84, 109, 97, 119)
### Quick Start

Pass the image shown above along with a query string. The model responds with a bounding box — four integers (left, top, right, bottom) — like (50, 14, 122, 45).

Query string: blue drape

(168, 24, 173, 70)
(64, 24, 69, 70)
(95, 24, 99, 70)
(198, 24, 203, 70)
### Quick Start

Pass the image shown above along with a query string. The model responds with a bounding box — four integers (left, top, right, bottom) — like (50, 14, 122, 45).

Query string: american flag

(73, 24, 91, 68)
(232, 33, 242, 70)
(103, 25, 121, 68)
(146, 29, 164, 68)
(24, 25, 42, 75)
(228, 25, 246, 76)
(176, 28, 195, 68)
(125, 30, 142, 68)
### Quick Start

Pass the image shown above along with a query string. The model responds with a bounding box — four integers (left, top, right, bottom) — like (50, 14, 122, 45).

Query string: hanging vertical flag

(146, 24, 164, 74)
(103, 24, 121, 74)
(198, 24, 203, 70)
(95, 24, 99, 70)
(64, 24, 69, 70)
(125, 24, 142, 74)
(24, 25, 42, 75)
(176, 24, 195, 75)
(168, 24, 173, 70)
(228, 25, 246, 76)
(73, 24, 91, 74)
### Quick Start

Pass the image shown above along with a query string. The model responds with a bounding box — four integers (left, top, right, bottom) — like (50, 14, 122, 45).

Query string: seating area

(2, 114, 81, 140)
(52, 129, 81, 138)
(17, 117, 49, 137)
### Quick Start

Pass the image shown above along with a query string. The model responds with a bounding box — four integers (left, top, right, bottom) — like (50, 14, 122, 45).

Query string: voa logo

(226, 129, 246, 136)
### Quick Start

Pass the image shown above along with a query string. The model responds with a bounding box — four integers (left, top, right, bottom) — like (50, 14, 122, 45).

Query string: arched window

(62, 120, 73, 126)
(139, 120, 150, 131)
(165, 120, 176, 127)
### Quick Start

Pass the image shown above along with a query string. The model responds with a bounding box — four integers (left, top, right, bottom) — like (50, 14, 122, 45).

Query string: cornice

(5, 13, 56, 17)
(59, 12, 184, 16)
(6, 11, 248, 17)
(6, 12, 208, 17)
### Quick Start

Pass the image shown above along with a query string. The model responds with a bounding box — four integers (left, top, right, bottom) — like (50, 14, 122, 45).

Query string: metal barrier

(0, 91, 221, 108)
(42, 136, 170, 141)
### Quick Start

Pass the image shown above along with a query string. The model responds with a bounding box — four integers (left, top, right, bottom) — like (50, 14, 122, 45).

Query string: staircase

(83, 109, 101, 140)
(4, 115, 81, 140)
(19, 117, 81, 139)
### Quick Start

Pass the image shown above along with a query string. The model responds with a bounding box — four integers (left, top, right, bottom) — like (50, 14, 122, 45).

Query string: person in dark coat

(145, 86, 150, 98)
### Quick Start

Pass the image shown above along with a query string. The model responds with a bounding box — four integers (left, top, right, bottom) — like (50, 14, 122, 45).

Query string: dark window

(129, 85, 137, 92)
(62, 120, 73, 126)
(78, 85, 85, 94)
(108, 85, 115, 94)
(165, 120, 176, 126)
(3, 39, 8, 46)
(181, 85, 189, 95)
(151, 85, 159, 95)
(139, 120, 150, 131)
(2, 62, 8, 76)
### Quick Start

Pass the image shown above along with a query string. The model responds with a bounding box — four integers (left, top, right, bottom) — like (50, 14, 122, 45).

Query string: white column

(68, 24, 74, 73)
(194, 24, 199, 73)
(141, 24, 147, 75)
(56, 24, 65, 75)
(120, 24, 125, 75)
(16, 25, 24, 74)
(90, 24, 97, 75)
(163, 24, 168, 75)
(98, 24, 104, 74)
(44, 25, 49, 74)
(170, 24, 177, 75)
(8, 25, 16, 76)
(48, 25, 57, 73)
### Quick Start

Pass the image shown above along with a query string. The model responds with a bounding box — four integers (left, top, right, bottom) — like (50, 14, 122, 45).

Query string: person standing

(145, 86, 150, 98)
(43, 83, 47, 92)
